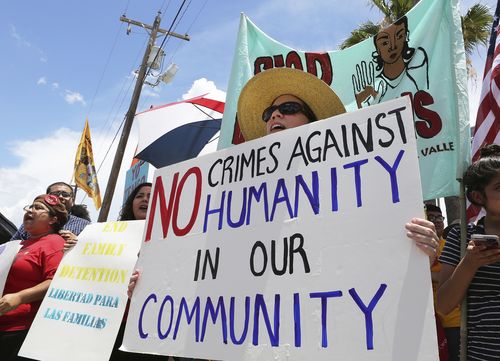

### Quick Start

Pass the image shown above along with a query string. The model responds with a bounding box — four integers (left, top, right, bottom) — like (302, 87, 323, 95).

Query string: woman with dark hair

(117, 183, 197, 361)
(437, 144, 500, 360)
(119, 182, 152, 221)
(0, 194, 68, 360)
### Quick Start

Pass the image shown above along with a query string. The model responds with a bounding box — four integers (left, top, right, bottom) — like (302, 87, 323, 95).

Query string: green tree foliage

(339, 0, 493, 62)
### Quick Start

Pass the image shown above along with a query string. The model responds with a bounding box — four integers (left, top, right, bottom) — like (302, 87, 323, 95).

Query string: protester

(11, 182, 90, 252)
(119, 182, 152, 221)
(237, 67, 439, 261)
(70, 204, 91, 222)
(113, 183, 195, 361)
(437, 144, 500, 360)
(120, 183, 201, 361)
(427, 204, 460, 361)
(0, 194, 68, 360)
(110, 183, 153, 361)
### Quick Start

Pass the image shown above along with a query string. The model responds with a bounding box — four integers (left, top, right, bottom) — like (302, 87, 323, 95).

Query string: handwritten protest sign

(19, 221, 144, 361)
(0, 240, 21, 295)
(123, 97, 438, 360)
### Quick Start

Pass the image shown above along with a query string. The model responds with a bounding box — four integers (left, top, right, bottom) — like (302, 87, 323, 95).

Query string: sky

(0, 0, 496, 227)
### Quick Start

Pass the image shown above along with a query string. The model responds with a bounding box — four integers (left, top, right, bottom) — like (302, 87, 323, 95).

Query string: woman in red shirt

(0, 194, 68, 360)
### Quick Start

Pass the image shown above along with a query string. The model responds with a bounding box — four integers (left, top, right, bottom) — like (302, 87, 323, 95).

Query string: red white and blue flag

(134, 93, 225, 168)
(468, 1, 500, 221)
(471, 1, 500, 161)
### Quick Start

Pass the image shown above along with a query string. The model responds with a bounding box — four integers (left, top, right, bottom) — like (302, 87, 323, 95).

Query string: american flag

(471, 0, 500, 162)
(467, 1, 500, 221)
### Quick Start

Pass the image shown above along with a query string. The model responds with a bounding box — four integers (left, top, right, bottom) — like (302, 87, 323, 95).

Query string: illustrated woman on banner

(352, 16, 429, 109)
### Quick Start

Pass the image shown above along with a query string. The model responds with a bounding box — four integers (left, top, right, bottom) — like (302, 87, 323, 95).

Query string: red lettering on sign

(172, 167, 202, 237)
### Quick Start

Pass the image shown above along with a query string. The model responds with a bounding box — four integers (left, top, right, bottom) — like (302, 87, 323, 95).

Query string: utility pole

(98, 12, 189, 222)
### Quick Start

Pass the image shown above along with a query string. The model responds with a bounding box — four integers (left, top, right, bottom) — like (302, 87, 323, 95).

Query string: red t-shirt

(0, 233, 64, 331)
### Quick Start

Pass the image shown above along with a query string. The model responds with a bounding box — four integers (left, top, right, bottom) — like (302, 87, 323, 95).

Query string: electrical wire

(85, 22, 125, 118)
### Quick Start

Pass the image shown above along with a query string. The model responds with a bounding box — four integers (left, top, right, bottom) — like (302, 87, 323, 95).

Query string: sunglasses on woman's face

(262, 101, 308, 122)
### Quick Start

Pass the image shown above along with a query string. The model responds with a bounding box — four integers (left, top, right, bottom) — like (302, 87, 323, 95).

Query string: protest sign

(19, 221, 144, 361)
(124, 160, 150, 204)
(123, 97, 438, 360)
(0, 240, 21, 295)
(218, 0, 470, 200)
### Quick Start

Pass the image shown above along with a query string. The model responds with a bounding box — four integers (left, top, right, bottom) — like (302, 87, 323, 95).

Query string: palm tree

(340, 1, 492, 62)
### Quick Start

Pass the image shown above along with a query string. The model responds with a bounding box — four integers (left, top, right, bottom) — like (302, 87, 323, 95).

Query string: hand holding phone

(471, 234, 500, 250)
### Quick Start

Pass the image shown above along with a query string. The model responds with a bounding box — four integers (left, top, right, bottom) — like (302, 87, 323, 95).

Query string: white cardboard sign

(19, 221, 144, 361)
(124, 97, 438, 360)
(0, 240, 22, 295)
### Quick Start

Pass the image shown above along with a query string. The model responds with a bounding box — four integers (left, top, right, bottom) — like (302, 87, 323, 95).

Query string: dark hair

(119, 182, 152, 221)
(71, 204, 91, 222)
(372, 16, 415, 72)
(302, 101, 318, 123)
(46, 182, 75, 199)
(464, 144, 500, 206)
(32, 194, 68, 233)
(425, 204, 442, 214)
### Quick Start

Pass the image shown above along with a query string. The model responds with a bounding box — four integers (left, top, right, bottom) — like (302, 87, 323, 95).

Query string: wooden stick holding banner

(123, 97, 438, 361)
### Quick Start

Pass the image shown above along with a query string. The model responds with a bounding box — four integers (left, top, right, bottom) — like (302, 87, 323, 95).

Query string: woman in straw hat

(0, 194, 68, 360)
(237, 67, 439, 260)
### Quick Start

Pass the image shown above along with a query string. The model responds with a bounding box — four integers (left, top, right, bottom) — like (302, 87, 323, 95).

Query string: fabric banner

(74, 119, 102, 210)
(218, 0, 470, 200)
(19, 221, 144, 361)
(123, 97, 438, 360)
(0, 240, 21, 296)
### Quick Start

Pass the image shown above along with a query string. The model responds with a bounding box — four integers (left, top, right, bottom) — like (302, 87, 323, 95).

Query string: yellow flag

(74, 119, 102, 210)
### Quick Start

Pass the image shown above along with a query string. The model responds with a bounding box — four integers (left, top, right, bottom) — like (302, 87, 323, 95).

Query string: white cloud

(52, 82, 59, 89)
(37, 77, 47, 85)
(64, 90, 86, 106)
(10, 25, 31, 48)
(0, 125, 139, 227)
(182, 78, 226, 101)
(141, 87, 160, 98)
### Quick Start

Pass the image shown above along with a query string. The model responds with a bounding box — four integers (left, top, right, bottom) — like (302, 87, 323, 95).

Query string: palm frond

(461, 3, 493, 56)
(339, 21, 381, 49)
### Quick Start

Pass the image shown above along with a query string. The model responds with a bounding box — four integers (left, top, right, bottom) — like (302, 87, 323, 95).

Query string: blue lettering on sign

(349, 284, 387, 350)
(375, 150, 404, 204)
(343, 159, 369, 207)
(158, 295, 174, 339)
(201, 296, 228, 343)
(202, 151, 405, 233)
(229, 296, 250, 345)
(137, 287, 388, 349)
(309, 290, 343, 347)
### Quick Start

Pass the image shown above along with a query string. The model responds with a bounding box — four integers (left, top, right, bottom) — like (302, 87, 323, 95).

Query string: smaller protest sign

(0, 240, 22, 295)
(123, 160, 150, 204)
(19, 221, 144, 361)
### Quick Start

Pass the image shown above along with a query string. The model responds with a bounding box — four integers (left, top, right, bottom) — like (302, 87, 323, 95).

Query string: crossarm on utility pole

(120, 15, 190, 41)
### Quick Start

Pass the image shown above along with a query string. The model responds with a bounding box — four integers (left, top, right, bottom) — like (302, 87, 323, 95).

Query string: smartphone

(471, 234, 500, 249)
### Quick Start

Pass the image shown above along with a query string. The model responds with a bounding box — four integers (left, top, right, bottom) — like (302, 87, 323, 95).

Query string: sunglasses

(23, 204, 50, 213)
(49, 191, 73, 198)
(262, 101, 315, 123)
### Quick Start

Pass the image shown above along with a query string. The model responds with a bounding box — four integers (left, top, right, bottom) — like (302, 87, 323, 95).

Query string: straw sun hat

(237, 67, 346, 141)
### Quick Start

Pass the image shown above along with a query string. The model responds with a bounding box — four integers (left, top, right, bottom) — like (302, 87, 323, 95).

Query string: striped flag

(471, 0, 500, 162)
(467, 1, 500, 221)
